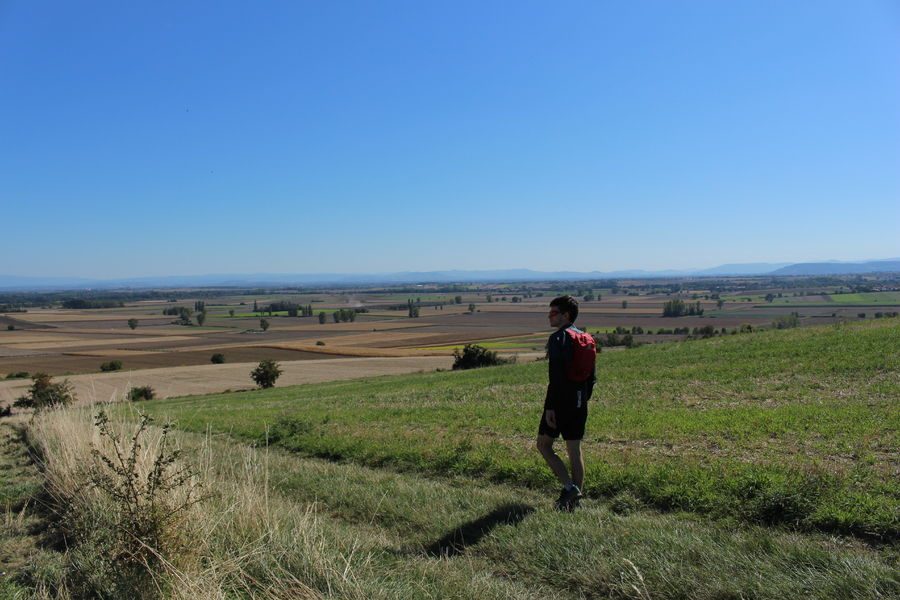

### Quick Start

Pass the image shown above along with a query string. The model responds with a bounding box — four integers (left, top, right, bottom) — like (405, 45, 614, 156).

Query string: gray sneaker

(555, 486, 582, 512)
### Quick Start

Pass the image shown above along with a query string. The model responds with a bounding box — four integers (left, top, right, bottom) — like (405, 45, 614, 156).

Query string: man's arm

(544, 329, 571, 413)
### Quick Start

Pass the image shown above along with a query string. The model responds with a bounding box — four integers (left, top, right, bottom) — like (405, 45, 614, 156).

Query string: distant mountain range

(2, 259, 899, 290)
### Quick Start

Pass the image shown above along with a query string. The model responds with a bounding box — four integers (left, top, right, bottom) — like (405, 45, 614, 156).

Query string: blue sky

(1, 1, 898, 277)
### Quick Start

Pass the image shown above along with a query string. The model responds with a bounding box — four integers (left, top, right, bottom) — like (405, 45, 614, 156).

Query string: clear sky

(1, 1, 898, 277)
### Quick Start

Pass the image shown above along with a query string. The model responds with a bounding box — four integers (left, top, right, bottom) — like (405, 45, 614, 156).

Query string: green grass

(193, 432, 899, 599)
(135, 319, 900, 541)
(769, 292, 900, 306)
(21, 414, 897, 599)
(0, 423, 45, 587)
(824, 292, 900, 305)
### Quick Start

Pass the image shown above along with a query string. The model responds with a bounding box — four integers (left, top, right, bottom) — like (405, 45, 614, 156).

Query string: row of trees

(662, 299, 704, 317)
(61, 299, 124, 309)
(332, 309, 357, 323)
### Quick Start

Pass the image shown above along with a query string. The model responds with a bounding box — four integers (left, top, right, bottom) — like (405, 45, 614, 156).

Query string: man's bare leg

(536, 434, 573, 486)
(565, 439, 584, 491)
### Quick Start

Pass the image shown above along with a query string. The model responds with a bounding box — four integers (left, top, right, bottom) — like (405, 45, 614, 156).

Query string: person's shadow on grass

(416, 503, 535, 558)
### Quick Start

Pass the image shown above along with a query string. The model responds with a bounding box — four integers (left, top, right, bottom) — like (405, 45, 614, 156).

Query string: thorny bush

(86, 409, 204, 594)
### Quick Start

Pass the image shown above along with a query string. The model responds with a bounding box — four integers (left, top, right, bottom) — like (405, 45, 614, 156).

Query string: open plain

(5, 279, 898, 396)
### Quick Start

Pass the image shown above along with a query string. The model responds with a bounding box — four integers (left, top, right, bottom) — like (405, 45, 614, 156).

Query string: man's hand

(545, 409, 557, 429)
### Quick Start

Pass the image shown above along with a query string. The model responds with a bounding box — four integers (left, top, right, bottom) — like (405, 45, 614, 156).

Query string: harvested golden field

(0, 356, 455, 404)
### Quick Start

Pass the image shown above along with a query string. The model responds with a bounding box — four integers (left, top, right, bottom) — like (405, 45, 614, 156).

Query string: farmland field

(823, 291, 900, 304)
(4, 281, 900, 389)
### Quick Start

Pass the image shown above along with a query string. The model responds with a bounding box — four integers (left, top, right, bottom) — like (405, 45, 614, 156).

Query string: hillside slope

(140, 319, 900, 539)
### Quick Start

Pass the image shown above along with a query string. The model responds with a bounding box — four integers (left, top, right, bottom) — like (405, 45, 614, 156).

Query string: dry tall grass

(23, 407, 371, 599)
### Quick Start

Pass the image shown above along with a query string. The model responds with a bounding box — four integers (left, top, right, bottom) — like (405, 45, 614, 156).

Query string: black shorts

(538, 397, 588, 441)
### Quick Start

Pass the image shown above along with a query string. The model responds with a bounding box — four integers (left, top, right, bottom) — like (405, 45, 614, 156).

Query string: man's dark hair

(550, 295, 579, 323)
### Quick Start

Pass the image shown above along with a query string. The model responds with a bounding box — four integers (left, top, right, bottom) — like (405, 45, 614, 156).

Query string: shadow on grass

(419, 503, 535, 558)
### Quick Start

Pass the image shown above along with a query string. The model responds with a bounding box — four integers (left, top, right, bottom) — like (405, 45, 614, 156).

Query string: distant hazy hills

(2, 259, 899, 290)
(770, 261, 900, 276)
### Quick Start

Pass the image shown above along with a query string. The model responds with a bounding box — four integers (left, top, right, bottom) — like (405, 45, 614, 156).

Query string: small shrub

(0, 405, 11, 418)
(210, 353, 226, 364)
(452, 344, 509, 370)
(610, 490, 644, 515)
(127, 386, 155, 401)
(692, 325, 717, 338)
(127, 318, 138, 330)
(12, 373, 75, 411)
(100, 360, 123, 372)
(86, 410, 203, 594)
(857, 313, 866, 319)
(6, 325, 14, 331)
(772, 313, 800, 329)
(250, 359, 282, 389)
(5, 371, 29, 380)
(315, 340, 325, 346)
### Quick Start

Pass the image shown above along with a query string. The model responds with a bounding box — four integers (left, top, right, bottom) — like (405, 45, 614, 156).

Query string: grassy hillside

(137, 319, 900, 540)
(16, 411, 896, 599)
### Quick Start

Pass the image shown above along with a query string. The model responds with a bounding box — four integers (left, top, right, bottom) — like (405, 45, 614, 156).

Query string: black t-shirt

(543, 324, 595, 412)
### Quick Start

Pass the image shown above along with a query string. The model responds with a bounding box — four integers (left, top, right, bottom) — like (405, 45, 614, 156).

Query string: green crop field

(136, 319, 899, 541)
(825, 292, 900, 305)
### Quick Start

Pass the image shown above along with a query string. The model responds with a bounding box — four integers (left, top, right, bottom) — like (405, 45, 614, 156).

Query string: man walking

(536, 295, 596, 511)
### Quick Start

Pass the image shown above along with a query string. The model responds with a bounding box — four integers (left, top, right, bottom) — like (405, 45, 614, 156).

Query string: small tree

(250, 359, 282, 389)
(128, 385, 155, 401)
(174, 307, 193, 326)
(127, 318, 138, 330)
(13, 373, 75, 410)
(318, 312, 326, 324)
(100, 360, 123, 372)
(210, 353, 225, 364)
(621, 300, 628, 309)
(229, 309, 235, 317)
(196, 312, 207, 326)
(452, 344, 509, 370)
(260, 318, 270, 332)
(468, 303, 476, 313)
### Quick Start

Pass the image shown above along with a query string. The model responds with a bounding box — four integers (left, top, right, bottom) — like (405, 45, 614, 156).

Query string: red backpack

(564, 327, 597, 382)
